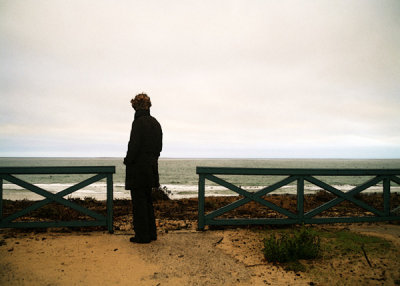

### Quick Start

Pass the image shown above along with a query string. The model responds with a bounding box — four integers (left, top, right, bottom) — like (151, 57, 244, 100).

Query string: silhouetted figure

(124, 93, 162, 243)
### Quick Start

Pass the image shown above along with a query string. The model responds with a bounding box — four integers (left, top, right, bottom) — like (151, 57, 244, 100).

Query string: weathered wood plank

(0, 166, 115, 174)
(197, 174, 205, 230)
(106, 174, 114, 233)
(0, 178, 2, 222)
(196, 167, 400, 176)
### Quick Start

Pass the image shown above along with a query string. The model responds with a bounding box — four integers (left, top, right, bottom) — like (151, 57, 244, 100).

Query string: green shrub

(263, 227, 320, 263)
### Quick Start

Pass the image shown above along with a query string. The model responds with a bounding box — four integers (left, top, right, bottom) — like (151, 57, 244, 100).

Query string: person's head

(131, 93, 152, 111)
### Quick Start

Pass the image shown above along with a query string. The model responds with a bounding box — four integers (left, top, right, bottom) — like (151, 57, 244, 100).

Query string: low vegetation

(263, 226, 320, 263)
(263, 226, 321, 272)
(263, 226, 395, 274)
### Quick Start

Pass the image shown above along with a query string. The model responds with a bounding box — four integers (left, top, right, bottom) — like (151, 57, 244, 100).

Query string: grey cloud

(1, 0, 399, 157)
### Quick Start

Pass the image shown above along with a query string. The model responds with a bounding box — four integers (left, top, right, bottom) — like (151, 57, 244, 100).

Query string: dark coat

(124, 109, 162, 190)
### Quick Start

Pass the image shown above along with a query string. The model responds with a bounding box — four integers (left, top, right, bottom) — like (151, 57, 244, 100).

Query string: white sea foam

(2, 183, 131, 201)
(2, 183, 400, 201)
(161, 183, 400, 199)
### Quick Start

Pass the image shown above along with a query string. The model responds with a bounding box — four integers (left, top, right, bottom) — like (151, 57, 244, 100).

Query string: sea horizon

(2, 156, 400, 160)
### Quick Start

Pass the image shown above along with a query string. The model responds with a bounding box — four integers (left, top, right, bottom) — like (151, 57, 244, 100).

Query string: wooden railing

(0, 166, 115, 233)
(197, 167, 400, 230)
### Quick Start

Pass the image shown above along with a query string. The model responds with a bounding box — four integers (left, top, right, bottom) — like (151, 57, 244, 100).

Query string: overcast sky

(1, 0, 399, 158)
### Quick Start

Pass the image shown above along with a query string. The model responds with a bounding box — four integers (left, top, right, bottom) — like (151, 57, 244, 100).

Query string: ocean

(1, 158, 400, 200)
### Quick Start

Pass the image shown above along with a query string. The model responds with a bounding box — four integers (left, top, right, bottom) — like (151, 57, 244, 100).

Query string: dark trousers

(130, 187, 157, 242)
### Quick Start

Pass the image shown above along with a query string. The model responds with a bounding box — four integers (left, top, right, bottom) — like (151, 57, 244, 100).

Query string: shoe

(129, 236, 151, 244)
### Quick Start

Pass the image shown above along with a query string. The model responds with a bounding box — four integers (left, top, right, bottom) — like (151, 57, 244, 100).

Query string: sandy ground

(0, 228, 313, 286)
(1, 223, 400, 286)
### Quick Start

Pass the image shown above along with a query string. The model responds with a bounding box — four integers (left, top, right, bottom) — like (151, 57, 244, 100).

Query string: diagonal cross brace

(2, 174, 107, 223)
(204, 174, 298, 220)
(2, 174, 106, 221)
(391, 175, 400, 186)
(304, 176, 385, 218)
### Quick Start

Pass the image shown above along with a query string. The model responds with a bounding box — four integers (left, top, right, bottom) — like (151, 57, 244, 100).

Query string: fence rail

(0, 166, 115, 233)
(197, 167, 400, 230)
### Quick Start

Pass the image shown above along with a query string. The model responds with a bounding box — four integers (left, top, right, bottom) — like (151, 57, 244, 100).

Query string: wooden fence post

(107, 173, 114, 233)
(0, 178, 3, 222)
(198, 174, 205, 230)
(297, 176, 304, 223)
(384, 177, 390, 216)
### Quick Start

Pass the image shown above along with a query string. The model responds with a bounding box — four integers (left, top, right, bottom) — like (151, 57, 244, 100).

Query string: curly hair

(131, 93, 152, 110)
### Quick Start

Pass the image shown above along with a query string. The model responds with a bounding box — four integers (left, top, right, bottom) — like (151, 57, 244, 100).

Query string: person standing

(124, 93, 162, 243)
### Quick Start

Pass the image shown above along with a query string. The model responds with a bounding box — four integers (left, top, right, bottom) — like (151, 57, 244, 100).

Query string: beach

(1, 194, 400, 285)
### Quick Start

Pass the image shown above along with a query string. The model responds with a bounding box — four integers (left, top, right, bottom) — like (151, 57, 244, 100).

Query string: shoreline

(3, 184, 400, 201)
(2, 192, 399, 232)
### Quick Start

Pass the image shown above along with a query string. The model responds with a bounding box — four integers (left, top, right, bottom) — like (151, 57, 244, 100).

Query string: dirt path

(349, 224, 400, 247)
(1, 223, 399, 285)
(0, 229, 310, 286)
